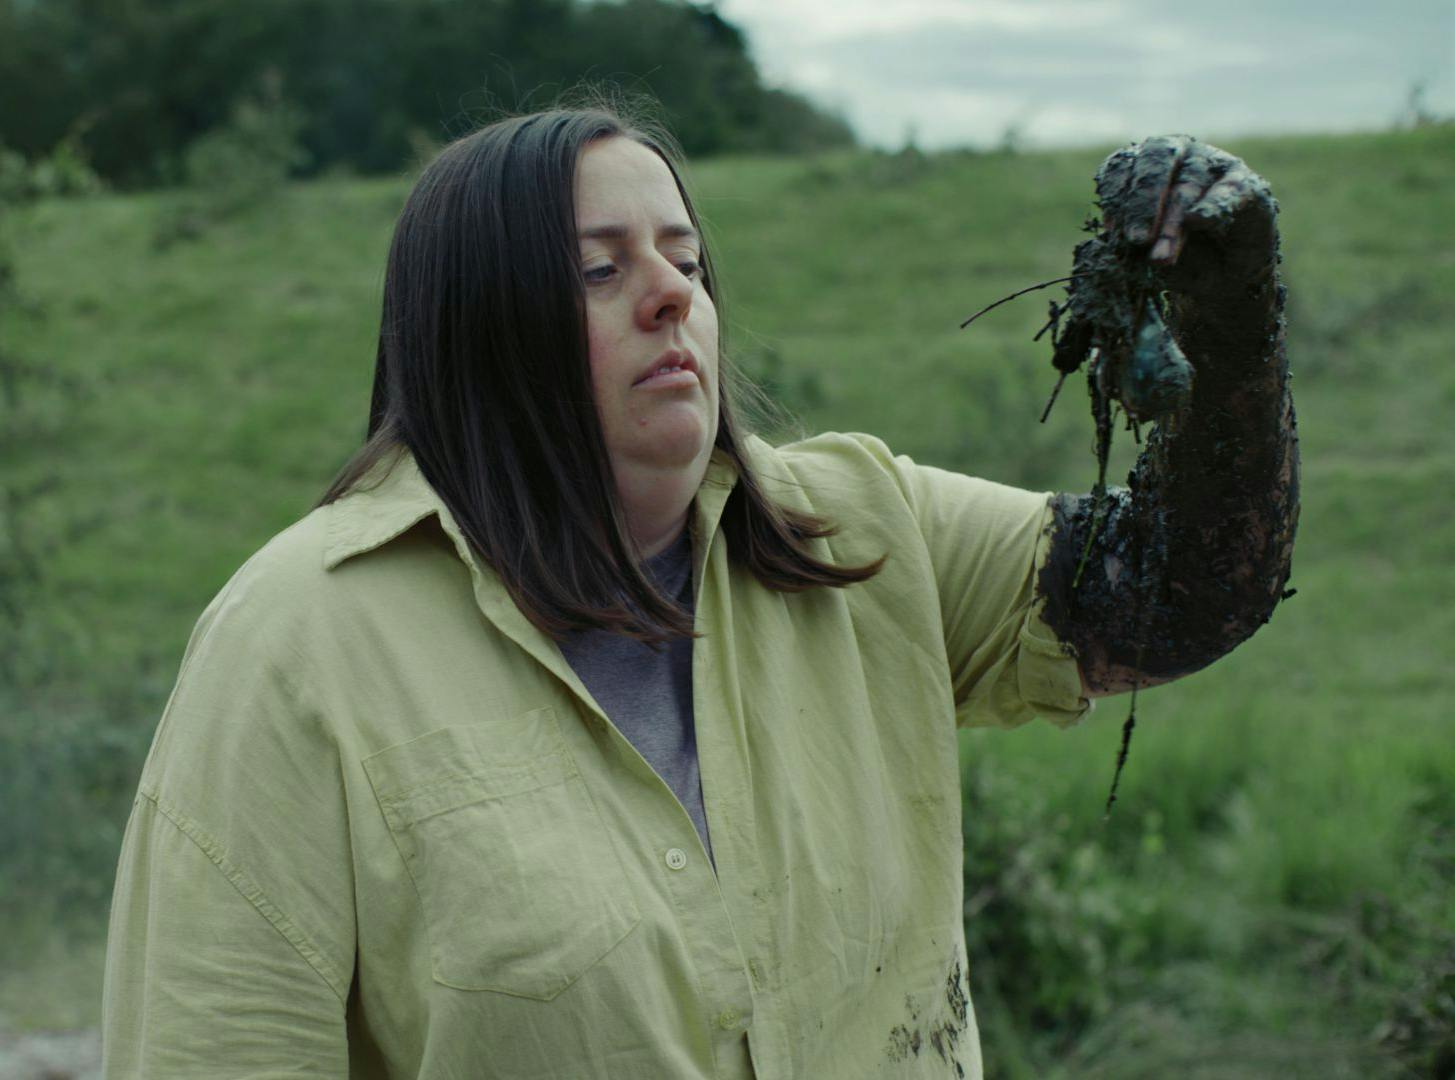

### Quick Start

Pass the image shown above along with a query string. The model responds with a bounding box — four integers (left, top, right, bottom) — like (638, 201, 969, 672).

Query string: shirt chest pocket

(363, 709, 641, 1000)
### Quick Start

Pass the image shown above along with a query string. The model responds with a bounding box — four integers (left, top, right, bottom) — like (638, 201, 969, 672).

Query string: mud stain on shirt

(884, 958, 971, 1076)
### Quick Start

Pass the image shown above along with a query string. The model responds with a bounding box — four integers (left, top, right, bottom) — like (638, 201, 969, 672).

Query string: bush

(0, 135, 104, 203)
(154, 71, 309, 247)
(183, 73, 309, 211)
(962, 758, 1150, 1066)
(1377, 943, 1455, 1078)
(0, 684, 160, 921)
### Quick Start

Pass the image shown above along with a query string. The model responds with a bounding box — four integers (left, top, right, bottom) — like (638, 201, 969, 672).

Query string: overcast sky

(714, 0, 1455, 149)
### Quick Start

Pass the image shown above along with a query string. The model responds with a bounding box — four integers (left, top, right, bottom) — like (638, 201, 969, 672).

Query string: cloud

(721, 0, 1127, 38)
(717, 0, 1455, 147)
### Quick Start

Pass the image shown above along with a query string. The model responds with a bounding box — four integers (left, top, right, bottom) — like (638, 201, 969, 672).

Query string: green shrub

(1377, 943, 1455, 1078)
(0, 136, 104, 203)
(154, 71, 309, 247)
(962, 758, 1150, 1063)
(0, 685, 159, 920)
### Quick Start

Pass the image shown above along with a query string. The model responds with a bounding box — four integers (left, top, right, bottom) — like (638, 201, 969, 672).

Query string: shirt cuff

(1017, 501, 1093, 728)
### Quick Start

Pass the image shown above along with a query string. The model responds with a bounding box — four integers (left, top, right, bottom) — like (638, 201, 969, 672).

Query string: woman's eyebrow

(578, 223, 699, 244)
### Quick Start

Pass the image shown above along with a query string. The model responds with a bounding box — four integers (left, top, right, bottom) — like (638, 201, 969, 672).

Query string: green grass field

(3, 126, 1453, 1075)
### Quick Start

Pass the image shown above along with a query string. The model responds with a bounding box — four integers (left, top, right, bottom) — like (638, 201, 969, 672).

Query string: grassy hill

(3, 125, 1453, 1075)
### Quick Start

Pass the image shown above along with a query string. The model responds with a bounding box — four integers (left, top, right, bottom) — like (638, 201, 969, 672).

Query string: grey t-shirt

(558, 532, 713, 867)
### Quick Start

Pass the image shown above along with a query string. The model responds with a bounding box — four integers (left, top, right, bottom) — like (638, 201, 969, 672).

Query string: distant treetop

(0, 0, 855, 188)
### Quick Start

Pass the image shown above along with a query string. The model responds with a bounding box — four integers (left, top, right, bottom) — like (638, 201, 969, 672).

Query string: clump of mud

(965, 144, 1202, 582)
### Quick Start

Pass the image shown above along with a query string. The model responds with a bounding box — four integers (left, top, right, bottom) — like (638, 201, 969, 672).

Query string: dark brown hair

(318, 102, 882, 642)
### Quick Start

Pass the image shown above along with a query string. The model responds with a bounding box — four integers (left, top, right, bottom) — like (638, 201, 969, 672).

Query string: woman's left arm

(1036, 135, 1300, 696)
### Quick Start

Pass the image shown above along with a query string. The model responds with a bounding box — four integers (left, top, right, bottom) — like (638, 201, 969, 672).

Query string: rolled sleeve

(881, 443, 1092, 730)
(1008, 499, 1092, 728)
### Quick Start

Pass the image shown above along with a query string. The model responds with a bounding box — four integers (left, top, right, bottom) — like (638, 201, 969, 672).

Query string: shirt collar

(322, 439, 749, 731)
(322, 445, 451, 571)
(323, 441, 745, 575)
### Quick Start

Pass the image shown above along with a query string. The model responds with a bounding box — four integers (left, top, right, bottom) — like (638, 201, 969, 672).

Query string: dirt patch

(884, 959, 971, 1076)
(886, 1022, 922, 1060)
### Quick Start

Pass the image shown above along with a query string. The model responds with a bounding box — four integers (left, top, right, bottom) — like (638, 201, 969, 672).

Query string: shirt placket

(689, 518, 786, 1079)
(456, 537, 757, 1076)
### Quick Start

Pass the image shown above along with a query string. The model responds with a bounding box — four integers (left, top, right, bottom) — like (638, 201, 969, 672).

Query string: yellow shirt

(102, 431, 1088, 1079)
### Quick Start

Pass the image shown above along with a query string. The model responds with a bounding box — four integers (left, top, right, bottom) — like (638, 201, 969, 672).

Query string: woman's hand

(1093, 135, 1279, 307)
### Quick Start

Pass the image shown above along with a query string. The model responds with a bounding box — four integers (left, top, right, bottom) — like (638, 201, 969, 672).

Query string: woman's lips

(634, 369, 698, 390)
(632, 350, 698, 388)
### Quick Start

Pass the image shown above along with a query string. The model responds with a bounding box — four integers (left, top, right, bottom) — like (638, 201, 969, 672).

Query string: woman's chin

(619, 410, 715, 472)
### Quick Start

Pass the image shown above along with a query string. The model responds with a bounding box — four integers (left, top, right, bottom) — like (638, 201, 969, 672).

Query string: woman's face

(574, 137, 720, 485)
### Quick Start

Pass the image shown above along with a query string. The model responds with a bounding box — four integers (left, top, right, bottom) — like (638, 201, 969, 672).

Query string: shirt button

(664, 847, 689, 871)
(716, 1008, 741, 1030)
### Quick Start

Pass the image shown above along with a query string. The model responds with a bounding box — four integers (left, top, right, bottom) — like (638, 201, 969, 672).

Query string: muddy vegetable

(1123, 305, 1192, 419)
(1039, 181, 1195, 427)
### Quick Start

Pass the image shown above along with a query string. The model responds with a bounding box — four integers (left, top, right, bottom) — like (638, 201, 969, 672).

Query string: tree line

(0, 0, 854, 188)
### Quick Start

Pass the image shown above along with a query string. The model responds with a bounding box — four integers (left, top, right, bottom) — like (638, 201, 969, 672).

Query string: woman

(102, 105, 1297, 1078)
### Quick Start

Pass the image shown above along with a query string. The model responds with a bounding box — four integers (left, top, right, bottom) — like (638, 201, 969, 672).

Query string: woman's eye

(582, 264, 616, 284)
(677, 259, 702, 279)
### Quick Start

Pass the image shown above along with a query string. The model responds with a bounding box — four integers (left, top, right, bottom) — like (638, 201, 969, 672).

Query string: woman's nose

(637, 258, 693, 329)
